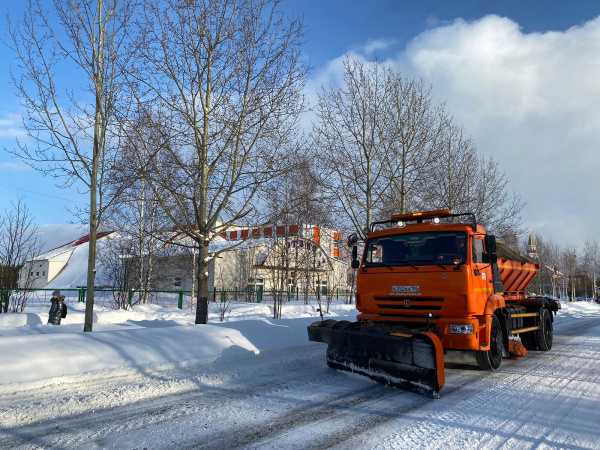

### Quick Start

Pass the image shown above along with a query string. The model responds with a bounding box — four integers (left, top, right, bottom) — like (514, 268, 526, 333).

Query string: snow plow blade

(308, 320, 445, 398)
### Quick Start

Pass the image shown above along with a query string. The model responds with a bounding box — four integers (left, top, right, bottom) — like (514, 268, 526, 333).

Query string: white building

(18, 232, 116, 289)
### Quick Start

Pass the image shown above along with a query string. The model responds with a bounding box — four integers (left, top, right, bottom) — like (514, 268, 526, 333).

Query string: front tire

(476, 315, 503, 371)
(534, 308, 553, 351)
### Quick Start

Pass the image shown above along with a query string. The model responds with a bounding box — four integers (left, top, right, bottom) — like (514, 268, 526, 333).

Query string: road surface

(1, 313, 599, 449)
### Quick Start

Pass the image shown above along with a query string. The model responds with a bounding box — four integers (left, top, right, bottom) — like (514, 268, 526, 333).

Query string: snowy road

(1, 305, 599, 449)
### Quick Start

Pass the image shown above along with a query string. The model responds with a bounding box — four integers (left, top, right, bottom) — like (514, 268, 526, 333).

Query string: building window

(316, 280, 328, 297)
(248, 278, 264, 292)
(42, 271, 46, 277)
(173, 277, 182, 288)
(36, 272, 39, 277)
(30, 271, 33, 277)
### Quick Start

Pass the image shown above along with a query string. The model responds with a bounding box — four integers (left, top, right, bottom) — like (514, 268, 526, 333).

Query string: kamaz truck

(307, 210, 559, 398)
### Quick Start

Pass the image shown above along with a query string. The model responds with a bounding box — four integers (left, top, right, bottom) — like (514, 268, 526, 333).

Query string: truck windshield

(363, 231, 467, 267)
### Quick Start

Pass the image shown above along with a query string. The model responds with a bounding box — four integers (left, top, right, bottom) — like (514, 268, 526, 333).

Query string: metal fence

(211, 288, 354, 305)
(1, 288, 185, 309)
(1, 287, 355, 311)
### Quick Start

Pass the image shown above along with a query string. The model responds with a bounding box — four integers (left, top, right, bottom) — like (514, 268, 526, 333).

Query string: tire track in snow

(176, 367, 480, 449)
(0, 347, 336, 449)
(368, 318, 600, 449)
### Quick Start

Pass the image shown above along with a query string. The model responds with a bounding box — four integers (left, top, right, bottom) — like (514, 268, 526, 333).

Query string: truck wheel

(476, 316, 503, 371)
(534, 308, 553, 351)
(520, 331, 537, 350)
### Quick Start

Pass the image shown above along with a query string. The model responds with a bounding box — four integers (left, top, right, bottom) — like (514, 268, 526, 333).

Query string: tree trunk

(84, 219, 97, 332)
(195, 244, 210, 324)
(85, 111, 100, 332)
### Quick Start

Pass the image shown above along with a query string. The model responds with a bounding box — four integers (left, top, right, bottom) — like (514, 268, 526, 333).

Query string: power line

(0, 182, 87, 204)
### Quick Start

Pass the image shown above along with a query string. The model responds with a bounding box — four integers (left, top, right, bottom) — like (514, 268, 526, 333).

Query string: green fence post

(128, 290, 134, 307)
(287, 289, 291, 302)
(78, 288, 86, 303)
(221, 290, 225, 303)
(178, 291, 183, 309)
(257, 288, 262, 303)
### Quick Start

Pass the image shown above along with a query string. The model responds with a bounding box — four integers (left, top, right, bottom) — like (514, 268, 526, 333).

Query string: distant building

(152, 224, 349, 298)
(20, 224, 350, 297)
(18, 232, 115, 289)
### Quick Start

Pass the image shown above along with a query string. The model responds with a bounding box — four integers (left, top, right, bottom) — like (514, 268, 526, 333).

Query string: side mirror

(351, 245, 360, 269)
(347, 233, 359, 247)
(484, 234, 498, 264)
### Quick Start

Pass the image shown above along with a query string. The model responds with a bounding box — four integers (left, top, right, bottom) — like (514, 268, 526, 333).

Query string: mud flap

(308, 321, 445, 398)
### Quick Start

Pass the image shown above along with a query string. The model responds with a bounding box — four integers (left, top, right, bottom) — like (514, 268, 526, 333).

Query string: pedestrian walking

(48, 290, 66, 325)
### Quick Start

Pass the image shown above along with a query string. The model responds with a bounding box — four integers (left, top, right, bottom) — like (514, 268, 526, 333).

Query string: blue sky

(1, 0, 600, 251)
(284, 0, 600, 66)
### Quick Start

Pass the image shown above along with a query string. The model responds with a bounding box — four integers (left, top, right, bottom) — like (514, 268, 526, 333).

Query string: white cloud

(362, 38, 395, 55)
(399, 16, 600, 129)
(0, 161, 30, 172)
(389, 15, 600, 247)
(0, 112, 26, 138)
(424, 15, 441, 28)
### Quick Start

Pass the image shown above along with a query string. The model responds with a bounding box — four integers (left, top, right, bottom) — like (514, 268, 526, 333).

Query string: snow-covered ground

(0, 299, 599, 449)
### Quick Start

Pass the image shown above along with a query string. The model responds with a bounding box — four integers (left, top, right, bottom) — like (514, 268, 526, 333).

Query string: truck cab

(354, 215, 493, 352)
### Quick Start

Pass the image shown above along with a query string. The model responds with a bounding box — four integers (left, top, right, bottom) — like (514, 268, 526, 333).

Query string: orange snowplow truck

(308, 210, 560, 398)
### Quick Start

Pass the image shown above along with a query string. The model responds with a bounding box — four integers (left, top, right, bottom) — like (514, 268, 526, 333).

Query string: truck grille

(374, 297, 443, 311)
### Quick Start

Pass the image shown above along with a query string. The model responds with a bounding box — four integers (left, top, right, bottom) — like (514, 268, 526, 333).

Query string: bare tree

(314, 56, 446, 236)
(263, 152, 336, 309)
(547, 238, 563, 298)
(127, 0, 307, 324)
(0, 197, 43, 313)
(96, 233, 135, 309)
(263, 237, 289, 319)
(314, 56, 400, 237)
(106, 112, 173, 301)
(415, 121, 525, 240)
(465, 155, 525, 243)
(380, 76, 446, 216)
(414, 121, 477, 214)
(531, 234, 551, 296)
(582, 239, 599, 300)
(561, 245, 577, 301)
(105, 200, 164, 300)
(7, 0, 137, 331)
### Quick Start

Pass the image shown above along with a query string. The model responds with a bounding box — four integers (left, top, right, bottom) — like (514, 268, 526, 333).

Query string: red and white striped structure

(219, 224, 340, 259)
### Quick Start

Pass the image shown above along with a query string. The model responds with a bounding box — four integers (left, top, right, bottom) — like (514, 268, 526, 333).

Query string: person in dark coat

(48, 290, 65, 325)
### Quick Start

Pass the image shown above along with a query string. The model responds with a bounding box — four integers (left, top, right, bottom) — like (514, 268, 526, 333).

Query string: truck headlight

(450, 324, 474, 334)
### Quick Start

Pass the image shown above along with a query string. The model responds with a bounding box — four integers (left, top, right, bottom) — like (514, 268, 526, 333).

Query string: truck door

(472, 237, 493, 298)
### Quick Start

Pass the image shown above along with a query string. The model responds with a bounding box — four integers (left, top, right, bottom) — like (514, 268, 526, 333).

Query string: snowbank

(0, 301, 357, 384)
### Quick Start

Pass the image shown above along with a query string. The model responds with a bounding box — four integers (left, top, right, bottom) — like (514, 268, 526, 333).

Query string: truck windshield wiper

(408, 258, 449, 270)
(389, 260, 419, 270)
